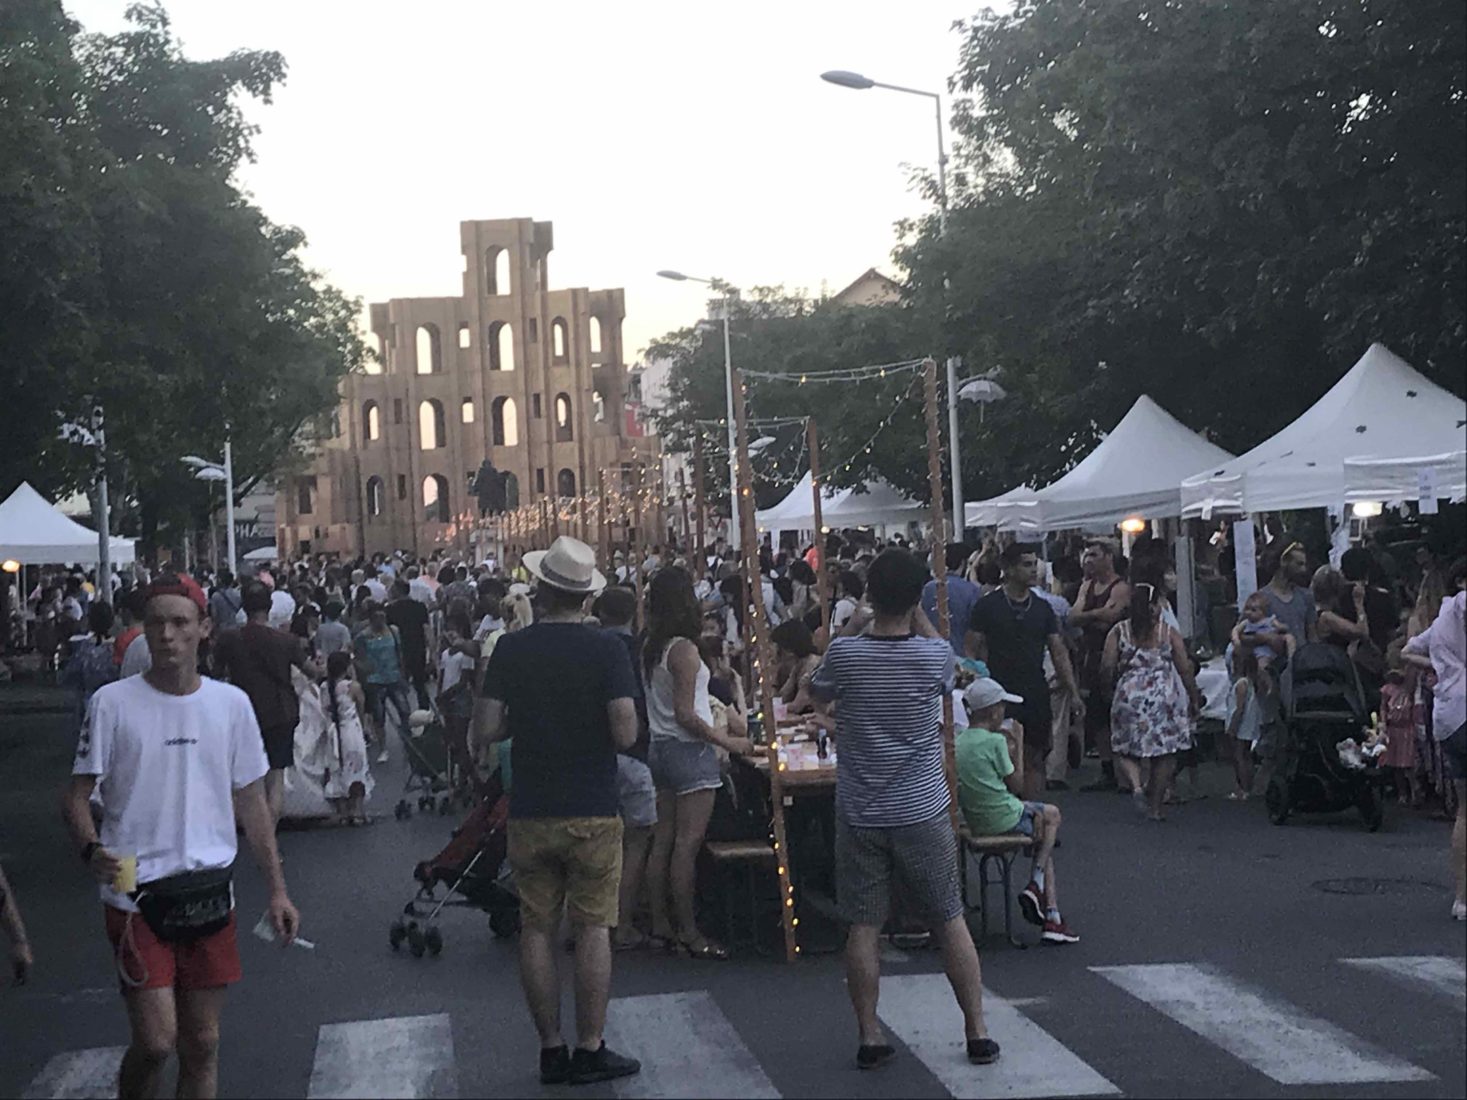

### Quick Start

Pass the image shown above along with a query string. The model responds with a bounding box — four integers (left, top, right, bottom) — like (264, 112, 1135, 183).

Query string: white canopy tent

(965, 485, 1036, 529)
(1181, 344, 1467, 517)
(756, 471, 926, 533)
(1342, 451, 1467, 505)
(0, 481, 135, 565)
(973, 395, 1234, 533)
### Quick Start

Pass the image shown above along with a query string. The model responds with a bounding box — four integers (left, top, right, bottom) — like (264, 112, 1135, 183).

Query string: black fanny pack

(134, 865, 234, 943)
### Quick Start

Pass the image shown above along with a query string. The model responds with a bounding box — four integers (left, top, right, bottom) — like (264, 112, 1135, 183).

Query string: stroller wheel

(395, 799, 411, 820)
(1265, 774, 1290, 825)
(425, 927, 444, 955)
(389, 920, 406, 950)
(1358, 785, 1384, 832)
(407, 922, 426, 958)
(489, 908, 521, 939)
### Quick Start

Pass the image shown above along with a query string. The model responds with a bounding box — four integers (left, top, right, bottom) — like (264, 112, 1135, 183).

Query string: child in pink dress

(1379, 651, 1418, 805)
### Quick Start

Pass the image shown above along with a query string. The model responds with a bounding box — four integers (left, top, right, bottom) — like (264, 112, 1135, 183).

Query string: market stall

(0, 481, 135, 565)
(1180, 343, 1467, 517)
(755, 471, 925, 536)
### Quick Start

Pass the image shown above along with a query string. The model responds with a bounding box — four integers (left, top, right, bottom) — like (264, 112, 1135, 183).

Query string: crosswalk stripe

(878, 974, 1119, 1098)
(1340, 955, 1467, 1008)
(605, 991, 780, 1099)
(22, 1047, 125, 1100)
(306, 1014, 457, 1099)
(1092, 963, 1434, 1085)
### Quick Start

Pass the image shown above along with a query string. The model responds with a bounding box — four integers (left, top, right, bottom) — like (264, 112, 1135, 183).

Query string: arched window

(554, 393, 573, 442)
(592, 389, 607, 423)
(419, 399, 446, 450)
(461, 398, 475, 424)
(589, 316, 604, 356)
(488, 322, 515, 371)
(551, 317, 569, 363)
(365, 476, 384, 518)
(491, 396, 519, 447)
(502, 471, 520, 510)
(557, 468, 576, 498)
(365, 335, 385, 375)
(363, 401, 380, 442)
(457, 323, 471, 349)
(415, 324, 442, 375)
(422, 474, 450, 523)
(485, 248, 510, 296)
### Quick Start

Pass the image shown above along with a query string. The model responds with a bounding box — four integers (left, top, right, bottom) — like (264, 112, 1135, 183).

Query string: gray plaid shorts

(835, 811, 963, 927)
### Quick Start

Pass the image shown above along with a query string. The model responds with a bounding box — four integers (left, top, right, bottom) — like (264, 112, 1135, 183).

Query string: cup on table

(114, 853, 138, 895)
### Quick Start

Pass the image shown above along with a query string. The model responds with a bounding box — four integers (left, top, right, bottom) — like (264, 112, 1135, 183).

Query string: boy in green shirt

(956, 678, 1079, 944)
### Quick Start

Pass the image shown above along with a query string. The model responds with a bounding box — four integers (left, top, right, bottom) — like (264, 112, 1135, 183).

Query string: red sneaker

(1017, 882, 1044, 926)
(1042, 920, 1080, 944)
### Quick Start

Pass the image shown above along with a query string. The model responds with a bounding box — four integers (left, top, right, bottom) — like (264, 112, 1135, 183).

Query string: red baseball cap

(144, 573, 208, 616)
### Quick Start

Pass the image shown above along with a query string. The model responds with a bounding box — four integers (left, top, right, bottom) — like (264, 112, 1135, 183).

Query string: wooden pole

(631, 459, 645, 629)
(679, 468, 691, 560)
(597, 468, 609, 567)
(693, 431, 707, 579)
(730, 363, 797, 962)
(578, 489, 589, 544)
(922, 357, 959, 834)
(807, 418, 831, 645)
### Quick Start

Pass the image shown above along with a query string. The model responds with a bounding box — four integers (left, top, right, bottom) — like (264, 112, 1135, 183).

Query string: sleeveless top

(647, 639, 714, 743)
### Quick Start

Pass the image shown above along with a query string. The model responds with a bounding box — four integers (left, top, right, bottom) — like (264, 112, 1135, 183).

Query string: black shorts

(1011, 697, 1053, 753)
(260, 723, 295, 771)
(1444, 723, 1467, 783)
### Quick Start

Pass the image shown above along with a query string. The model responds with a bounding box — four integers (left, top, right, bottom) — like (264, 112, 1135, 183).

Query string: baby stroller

(1265, 643, 1385, 831)
(389, 773, 520, 957)
(392, 703, 468, 820)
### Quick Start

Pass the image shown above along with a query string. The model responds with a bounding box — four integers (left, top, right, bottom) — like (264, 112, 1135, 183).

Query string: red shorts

(104, 906, 242, 992)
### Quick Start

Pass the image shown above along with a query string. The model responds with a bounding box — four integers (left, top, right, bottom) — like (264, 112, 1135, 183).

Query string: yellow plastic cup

(114, 854, 138, 895)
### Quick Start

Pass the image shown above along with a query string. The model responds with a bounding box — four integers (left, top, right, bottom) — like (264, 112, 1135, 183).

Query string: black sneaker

(568, 1042, 641, 1085)
(539, 1045, 571, 1085)
(857, 1043, 896, 1070)
(967, 1037, 1001, 1065)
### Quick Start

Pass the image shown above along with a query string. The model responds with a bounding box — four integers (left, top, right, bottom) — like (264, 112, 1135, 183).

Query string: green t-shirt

(956, 726, 1024, 836)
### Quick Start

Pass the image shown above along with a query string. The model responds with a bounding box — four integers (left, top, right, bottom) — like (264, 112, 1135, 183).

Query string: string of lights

(742, 357, 927, 385)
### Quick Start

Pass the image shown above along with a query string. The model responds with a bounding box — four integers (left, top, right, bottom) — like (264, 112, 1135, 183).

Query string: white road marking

(22, 1047, 125, 1100)
(1092, 963, 1435, 1085)
(1341, 955, 1467, 1008)
(879, 974, 1119, 1098)
(307, 1014, 457, 1098)
(605, 991, 780, 1099)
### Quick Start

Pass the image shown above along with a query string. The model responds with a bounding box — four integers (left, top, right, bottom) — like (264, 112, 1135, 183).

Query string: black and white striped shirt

(809, 634, 956, 828)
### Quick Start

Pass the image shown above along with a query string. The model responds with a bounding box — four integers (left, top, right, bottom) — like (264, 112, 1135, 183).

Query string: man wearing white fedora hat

(474, 536, 642, 1086)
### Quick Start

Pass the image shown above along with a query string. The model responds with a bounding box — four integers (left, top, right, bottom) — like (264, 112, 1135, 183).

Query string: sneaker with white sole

(1042, 920, 1080, 944)
(376, 748, 390, 764)
(1017, 882, 1044, 927)
(1452, 899, 1466, 922)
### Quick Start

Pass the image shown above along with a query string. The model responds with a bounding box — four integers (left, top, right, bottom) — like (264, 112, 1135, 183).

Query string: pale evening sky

(63, 0, 995, 361)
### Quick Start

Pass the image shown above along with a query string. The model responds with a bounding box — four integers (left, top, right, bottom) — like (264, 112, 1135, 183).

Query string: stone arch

(488, 321, 515, 371)
(554, 392, 574, 441)
(415, 324, 443, 375)
(485, 247, 511, 296)
(461, 397, 475, 424)
(590, 316, 604, 356)
(552, 317, 569, 363)
(419, 399, 446, 450)
(491, 396, 519, 447)
(422, 473, 450, 523)
(557, 468, 576, 499)
(365, 476, 385, 518)
(363, 401, 381, 442)
(503, 471, 520, 510)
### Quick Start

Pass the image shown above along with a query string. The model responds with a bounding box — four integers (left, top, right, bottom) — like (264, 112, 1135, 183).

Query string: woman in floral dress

(1103, 581, 1201, 821)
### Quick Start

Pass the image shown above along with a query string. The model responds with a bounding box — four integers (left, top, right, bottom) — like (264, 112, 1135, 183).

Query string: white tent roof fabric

(756, 471, 925, 531)
(0, 481, 135, 565)
(1342, 451, 1467, 504)
(1181, 344, 1467, 517)
(965, 485, 1036, 528)
(973, 395, 1234, 533)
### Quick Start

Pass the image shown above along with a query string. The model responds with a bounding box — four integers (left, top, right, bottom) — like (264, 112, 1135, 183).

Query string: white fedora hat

(523, 536, 607, 595)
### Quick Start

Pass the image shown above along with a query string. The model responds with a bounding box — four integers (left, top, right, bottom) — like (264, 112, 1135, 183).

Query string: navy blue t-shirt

(482, 622, 637, 819)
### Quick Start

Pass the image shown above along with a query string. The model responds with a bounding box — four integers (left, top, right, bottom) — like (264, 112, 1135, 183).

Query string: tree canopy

(651, 0, 1466, 510)
(0, 1, 365, 549)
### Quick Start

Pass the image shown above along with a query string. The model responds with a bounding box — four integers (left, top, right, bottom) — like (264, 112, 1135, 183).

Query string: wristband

(81, 841, 101, 864)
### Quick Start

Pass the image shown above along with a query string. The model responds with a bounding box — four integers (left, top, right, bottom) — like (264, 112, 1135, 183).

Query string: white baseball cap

(963, 677, 1024, 713)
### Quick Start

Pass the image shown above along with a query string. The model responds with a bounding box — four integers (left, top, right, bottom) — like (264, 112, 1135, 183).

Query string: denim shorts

(1009, 800, 1046, 837)
(648, 738, 723, 796)
(616, 755, 658, 828)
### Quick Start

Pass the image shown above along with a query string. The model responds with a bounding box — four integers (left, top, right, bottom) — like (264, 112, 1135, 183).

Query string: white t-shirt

(440, 649, 477, 693)
(365, 579, 388, 602)
(832, 598, 858, 631)
(409, 577, 436, 607)
(120, 632, 152, 678)
(72, 676, 268, 911)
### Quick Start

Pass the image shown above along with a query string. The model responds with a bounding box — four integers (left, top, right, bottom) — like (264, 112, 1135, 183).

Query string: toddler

(1237, 590, 1296, 670)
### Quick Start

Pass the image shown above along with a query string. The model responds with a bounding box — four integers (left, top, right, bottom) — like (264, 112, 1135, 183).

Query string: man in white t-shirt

(62, 573, 299, 1100)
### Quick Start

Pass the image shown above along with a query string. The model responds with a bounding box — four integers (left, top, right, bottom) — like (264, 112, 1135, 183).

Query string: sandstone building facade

(276, 219, 656, 559)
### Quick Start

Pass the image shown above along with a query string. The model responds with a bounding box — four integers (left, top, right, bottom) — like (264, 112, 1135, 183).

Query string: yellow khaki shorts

(507, 816, 624, 930)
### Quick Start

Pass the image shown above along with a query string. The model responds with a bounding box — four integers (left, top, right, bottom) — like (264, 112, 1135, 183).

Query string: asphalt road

(1, 695, 1463, 1099)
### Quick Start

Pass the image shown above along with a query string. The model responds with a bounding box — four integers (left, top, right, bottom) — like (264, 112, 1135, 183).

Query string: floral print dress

(1110, 621, 1193, 758)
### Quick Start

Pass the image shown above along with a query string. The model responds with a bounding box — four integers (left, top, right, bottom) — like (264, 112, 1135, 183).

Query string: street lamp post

(657, 270, 741, 554)
(182, 437, 235, 575)
(821, 69, 968, 527)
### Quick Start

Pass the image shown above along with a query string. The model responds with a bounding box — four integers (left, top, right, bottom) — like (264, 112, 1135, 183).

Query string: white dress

(320, 680, 374, 801)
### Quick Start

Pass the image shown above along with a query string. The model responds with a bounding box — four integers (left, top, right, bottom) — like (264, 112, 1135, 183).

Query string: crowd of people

(0, 517, 1461, 1096)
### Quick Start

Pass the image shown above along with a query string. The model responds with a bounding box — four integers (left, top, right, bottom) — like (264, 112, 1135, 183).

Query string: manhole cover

(1312, 877, 1448, 896)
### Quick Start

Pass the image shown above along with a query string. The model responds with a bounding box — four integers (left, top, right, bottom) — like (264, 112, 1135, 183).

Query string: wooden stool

(704, 840, 777, 953)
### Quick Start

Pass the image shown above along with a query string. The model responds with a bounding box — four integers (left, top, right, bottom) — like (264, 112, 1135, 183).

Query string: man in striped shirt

(809, 548, 1000, 1071)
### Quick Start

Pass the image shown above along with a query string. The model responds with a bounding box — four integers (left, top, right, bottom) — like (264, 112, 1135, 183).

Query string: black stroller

(389, 773, 520, 957)
(1265, 643, 1386, 831)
